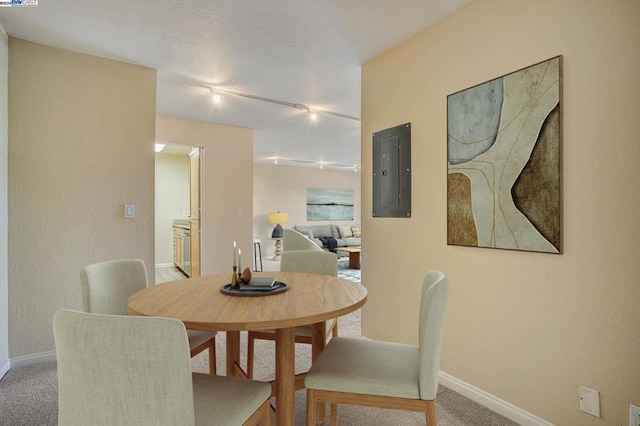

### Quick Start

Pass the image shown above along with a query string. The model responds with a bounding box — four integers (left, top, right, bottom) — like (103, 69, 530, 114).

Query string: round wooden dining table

(127, 271, 367, 426)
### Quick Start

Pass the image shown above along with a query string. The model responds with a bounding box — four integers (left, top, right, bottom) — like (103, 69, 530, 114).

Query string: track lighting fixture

(209, 87, 360, 122)
(268, 157, 360, 171)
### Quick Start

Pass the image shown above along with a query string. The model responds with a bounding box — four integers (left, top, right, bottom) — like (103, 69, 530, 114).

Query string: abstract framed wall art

(306, 188, 354, 221)
(447, 56, 562, 254)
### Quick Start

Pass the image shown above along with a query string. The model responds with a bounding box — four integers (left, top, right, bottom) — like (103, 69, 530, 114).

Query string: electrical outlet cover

(579, 386, 600, 418)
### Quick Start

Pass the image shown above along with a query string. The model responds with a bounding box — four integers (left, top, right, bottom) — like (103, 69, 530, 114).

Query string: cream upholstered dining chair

(53, 309, 271, 426)
(80, 259, 218, 374)
(246, 250, 339, 379)
(304, 270, 450, 425)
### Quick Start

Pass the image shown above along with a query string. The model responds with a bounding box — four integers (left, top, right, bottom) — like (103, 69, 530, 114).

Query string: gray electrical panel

(372, 123, 411, 218)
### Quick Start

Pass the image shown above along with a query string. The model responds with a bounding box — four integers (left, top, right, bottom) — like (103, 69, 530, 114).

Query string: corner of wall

(0, 21, 9, 375)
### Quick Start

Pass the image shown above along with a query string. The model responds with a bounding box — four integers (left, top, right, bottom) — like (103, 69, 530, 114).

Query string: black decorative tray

(220, 281, 288, 297)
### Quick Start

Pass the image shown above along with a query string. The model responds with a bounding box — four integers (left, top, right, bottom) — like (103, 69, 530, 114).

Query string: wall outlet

(630, 403, 640, 426)
(579, 386, 600, 417)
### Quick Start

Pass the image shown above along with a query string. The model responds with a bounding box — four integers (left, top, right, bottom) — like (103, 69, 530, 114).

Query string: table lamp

(268, 212, 288, 238)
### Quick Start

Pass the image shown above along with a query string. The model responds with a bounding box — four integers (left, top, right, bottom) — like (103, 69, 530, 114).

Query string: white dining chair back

(54, 309, 196, 425)
(304, 270, 450, 425)
(53, 309, 271, 426)
(80, 259, 147, 315)
(419, 270, 451, 400)
(246, 250, 339, 379)
(80, 259, 218, 375)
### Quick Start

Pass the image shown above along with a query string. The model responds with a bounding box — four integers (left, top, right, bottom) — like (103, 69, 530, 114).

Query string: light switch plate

(124, 204, 135, 219)
(579, 386, 600, 417)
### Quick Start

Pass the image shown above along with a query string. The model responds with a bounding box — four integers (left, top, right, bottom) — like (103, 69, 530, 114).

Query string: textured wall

(0, 27, 8, 372)
(8, 39, 156, 357)
(361, 0, 640, 425)
(155, 116, 253, 275)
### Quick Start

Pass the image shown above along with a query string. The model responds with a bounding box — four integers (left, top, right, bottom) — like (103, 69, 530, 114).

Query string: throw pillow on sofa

(351, 225, 361, 237)
(337, 225, 353, 238)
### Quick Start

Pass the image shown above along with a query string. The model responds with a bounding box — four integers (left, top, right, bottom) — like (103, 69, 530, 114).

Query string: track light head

(211, 90, 221, 103)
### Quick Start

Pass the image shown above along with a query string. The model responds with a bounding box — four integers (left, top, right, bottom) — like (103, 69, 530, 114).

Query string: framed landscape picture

(307, 188, 354, 221)
(447, 56, 562, 254)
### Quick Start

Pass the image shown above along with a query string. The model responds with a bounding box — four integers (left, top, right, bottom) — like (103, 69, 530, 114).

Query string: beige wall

(0, 26, 8, 373)
(8, 39, 157, 358)
(361, 1, 640, 425)
(155, 153, 190, 264)
(253, 163, 361, 258)
(155, 116, 253, 275)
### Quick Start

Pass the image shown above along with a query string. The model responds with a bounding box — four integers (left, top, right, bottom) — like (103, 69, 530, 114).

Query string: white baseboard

(9, 350, 56, 368)
(439, 371, 553, 426)
(0, 358, 9, 380)
(155, 263, 174, 268)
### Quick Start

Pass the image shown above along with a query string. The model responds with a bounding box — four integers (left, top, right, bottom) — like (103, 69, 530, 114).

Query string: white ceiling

(0, 0, 470, 169)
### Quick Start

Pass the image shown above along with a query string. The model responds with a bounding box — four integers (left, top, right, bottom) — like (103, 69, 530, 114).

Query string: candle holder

(231, 266, 240, 288)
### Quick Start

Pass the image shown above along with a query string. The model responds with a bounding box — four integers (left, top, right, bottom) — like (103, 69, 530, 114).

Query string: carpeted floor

(0, 309, 518, 425)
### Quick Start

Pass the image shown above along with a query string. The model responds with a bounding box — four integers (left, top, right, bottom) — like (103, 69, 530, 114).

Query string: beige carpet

(0, 311, 517, 425)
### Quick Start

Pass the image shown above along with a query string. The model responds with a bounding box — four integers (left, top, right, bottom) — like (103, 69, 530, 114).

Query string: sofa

(289, 224, 361, 252)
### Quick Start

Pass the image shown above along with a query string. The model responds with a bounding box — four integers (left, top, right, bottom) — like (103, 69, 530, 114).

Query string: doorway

(154, 143, 202, 282)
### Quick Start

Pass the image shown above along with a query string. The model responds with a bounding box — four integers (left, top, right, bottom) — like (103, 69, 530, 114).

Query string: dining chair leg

(306, 389, 317, 426)
(208, 338, 217, 375)
(311, 323, 328, 423)
(247, 332, 255, 378)
(425, 399, 438, 426)
(330, 403, 338, 425)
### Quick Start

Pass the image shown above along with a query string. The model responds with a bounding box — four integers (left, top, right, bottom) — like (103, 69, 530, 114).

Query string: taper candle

(238, 249, 242, 273)
(233, 241, 237, 267)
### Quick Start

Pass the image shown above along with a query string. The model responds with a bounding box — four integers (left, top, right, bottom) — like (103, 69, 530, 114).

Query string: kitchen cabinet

(173, 226, 185, 273)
